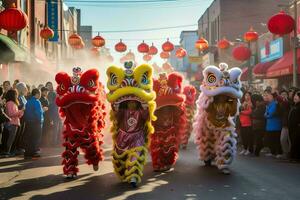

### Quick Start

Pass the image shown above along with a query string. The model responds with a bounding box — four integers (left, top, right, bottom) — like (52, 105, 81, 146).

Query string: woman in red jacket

(239, 92, 253, 156)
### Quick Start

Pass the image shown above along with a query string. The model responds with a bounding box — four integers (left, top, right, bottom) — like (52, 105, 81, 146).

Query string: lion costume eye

(141, 72, 149, 85)
(110, 73, 117, 85)
(207, 73, 217, 84)
(60, 84, 65, 91)
(88, 80, 95, 87)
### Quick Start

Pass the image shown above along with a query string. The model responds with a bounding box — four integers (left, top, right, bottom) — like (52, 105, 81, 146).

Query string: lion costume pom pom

(193, 63, 242, 174)
(55, 67, 106, 178)
(150, 72, 187, 172)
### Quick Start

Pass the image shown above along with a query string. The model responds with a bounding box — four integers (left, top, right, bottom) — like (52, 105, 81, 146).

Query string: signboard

(188, 56, 203, 64)
(47, 0, 59, 42)
(202, 53, 214, 67)
(260, 38, 283, 63)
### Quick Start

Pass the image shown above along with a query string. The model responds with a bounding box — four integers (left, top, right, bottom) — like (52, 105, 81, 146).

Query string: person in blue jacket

(263, 89, 282, 157)
(24, 88, 45, 158)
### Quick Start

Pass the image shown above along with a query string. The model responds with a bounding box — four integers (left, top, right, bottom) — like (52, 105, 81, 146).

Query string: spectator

(46, 82, 61, 145)
(264, 89, 282, 157)
(288, 91, 300, 161)
(251, 94, 266, 156)
(13, 79, 20, 89)
(40, 87, 50, 146)
(0, 87, 10, 153)
(3, 89, 24, 157)
(2, 81, 11, 100)
(12, 82, 28, 154)
(24, 89, 44, 158)
(239, 92, 253, 155)
(278, 90, 291, 159)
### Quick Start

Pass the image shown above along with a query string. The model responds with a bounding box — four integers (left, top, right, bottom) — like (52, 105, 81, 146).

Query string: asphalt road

(0, 143, 300, 200)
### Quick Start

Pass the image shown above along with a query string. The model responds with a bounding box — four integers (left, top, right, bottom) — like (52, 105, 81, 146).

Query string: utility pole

(293, 0, 298, 87)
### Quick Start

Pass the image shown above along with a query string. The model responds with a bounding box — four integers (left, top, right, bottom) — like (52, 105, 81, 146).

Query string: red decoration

(162, 39, 174, 52)
(244, 27, 259, 42)
(149, 43, 158, 55)
(92, 35, 105, 47)
(195, 37, 209, 51)
(68, 33, 82, 46)
(40, 26, 54, 40)
(160, 51, 170, 59)
(143, 54, 152, 62)
(0, 3, 28, 31)
(217, 38, 230, 49)
(115, 39, 127, 53)
(268, 11, 295, 35)
(232, 45, 251, 61)
(175, 47, 187, 58)
(106, 55, 114, 63)
(125, 50, 135, 60)
(73, 41, 85, 50)
(138, 41, 149, 53)
(90, 47, 100, 57)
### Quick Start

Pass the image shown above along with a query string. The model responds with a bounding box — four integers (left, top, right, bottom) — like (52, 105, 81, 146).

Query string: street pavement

(0, 143, 300, 200)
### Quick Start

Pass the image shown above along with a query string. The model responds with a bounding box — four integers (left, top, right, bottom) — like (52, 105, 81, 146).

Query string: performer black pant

(240, 126, 254, 153)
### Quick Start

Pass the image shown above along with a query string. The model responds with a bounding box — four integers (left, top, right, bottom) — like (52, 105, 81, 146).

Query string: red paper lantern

(195, 37, 209, 51)
(0, 3, 28, 32)
(40, 26, 54, 40)
(90, 47, 100, 57)
(92, 35, 105, 47)
(217, 38, 230, 49)
(143, 54, 152, 62)
(106, 55, 114, 63)
(162, 39, 174, 52)
(138, 41, 149, 53)
(175, 47, 187, 58)
(244, 27, 259, 42)
(73, 41, 85, 50)
(115, 39, 127, 53)
(160, 51, 170, 59)
(149, 43, 158, 55)
(232, 45, 251, 61)
(268, 11, 295, 35)
(68, 33, 82, 46)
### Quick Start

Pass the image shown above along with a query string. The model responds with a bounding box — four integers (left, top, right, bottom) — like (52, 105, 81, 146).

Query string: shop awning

(241, 67, 248, 81)
(253, 61, 275, 75)
(266, 49, 300, 78)
(0, 33, 29, 63)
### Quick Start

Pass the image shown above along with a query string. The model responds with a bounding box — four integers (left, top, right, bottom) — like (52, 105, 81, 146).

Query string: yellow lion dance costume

(106, 61, 156, 187)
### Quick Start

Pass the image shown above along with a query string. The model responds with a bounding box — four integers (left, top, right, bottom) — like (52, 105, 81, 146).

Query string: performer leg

(196, 129, 216, 166)
(62, 135, 80, 178)
(215, 132, 237, 174)
(80, 132, 104, 170)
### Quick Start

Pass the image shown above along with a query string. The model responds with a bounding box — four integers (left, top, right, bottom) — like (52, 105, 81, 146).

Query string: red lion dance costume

(193, 63, 242, 174)
(55, 67, 106, 178)
(150, 72, 186, 172)
(181, 85, 197, 149)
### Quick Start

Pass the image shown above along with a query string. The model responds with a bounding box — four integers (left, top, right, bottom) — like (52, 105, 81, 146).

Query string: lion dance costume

(106, 61, 156, 187)
(181, 85, 197, 149)
(193, 63, 242, 174)
(150, 72, 186, 172)
(55, 67, 106, 178)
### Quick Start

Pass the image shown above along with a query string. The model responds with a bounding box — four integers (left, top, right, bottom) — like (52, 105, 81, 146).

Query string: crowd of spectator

(0, 80, 62, 159)
(238, 86, 300, 162)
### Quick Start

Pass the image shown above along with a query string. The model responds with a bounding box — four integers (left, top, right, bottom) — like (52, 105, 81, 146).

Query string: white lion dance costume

(193, 63, 242, 174)
(106, 61, 156, 187)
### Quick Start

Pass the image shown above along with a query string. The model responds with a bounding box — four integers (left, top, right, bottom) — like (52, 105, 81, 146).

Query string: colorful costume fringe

(181, 85, 197, 149)
(106, 62, 156, 185)
(193, 63, 242, 174)
(55, 68, 106, 177)
(150, 72, 186, 171)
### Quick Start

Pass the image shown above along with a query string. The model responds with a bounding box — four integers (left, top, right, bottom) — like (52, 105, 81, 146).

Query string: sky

(65, 0, 213, 65)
